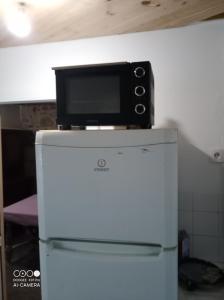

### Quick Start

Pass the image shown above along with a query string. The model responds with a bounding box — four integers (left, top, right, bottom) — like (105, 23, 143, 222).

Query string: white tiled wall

(192, 236, 219, 262)
(193, 212, 218, 236)
(179, 192, 224, 263)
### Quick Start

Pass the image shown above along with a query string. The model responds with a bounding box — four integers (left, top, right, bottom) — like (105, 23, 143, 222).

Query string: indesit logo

(97, 159, 106, 168)
(94, 159, 109, 172)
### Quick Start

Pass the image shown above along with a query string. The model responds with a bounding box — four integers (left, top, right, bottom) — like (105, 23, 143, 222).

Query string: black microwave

(53, 61, 154, 128)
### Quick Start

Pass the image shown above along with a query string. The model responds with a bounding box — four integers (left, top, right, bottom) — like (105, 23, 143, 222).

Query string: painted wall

(0, 20, 224, 262)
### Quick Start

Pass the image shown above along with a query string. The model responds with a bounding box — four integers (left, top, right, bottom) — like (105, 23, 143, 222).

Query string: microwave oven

(53, 61, 154, 128)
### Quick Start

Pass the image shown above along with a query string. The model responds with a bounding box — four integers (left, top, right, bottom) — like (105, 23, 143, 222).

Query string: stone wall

(0, 103, 56, 130)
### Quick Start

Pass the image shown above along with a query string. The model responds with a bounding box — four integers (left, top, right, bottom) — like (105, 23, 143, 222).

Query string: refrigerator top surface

(35, 128, 177, 148)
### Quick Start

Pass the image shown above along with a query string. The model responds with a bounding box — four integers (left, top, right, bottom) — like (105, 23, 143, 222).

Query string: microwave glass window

(65, 75, 120, 114)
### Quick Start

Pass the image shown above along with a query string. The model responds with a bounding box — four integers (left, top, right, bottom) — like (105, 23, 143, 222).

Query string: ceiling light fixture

(5, 1, 31, 38)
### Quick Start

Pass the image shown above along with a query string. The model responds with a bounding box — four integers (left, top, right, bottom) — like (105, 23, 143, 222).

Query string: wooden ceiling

(0, 0, 224, 48)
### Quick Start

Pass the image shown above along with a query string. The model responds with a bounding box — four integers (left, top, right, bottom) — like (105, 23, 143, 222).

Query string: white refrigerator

(35, 129, 177, 300)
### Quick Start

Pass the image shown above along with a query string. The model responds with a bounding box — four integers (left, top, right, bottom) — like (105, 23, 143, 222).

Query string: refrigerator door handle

(49, 240, 162, 257)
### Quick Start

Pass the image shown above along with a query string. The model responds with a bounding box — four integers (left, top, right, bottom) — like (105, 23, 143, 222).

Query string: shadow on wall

(162, 119, 224, 263)
(163, 119, 224, 196)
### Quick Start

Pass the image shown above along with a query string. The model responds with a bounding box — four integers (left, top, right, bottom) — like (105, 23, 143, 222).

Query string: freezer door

(40, 240, 177, 300)
(36, 142, 177, 247)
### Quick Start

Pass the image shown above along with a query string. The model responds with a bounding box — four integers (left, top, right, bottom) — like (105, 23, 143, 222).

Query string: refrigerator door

(36, 137, 177, 247)
(40, 240, 177, 300)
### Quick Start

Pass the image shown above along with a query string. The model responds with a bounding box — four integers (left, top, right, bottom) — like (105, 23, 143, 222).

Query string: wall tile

(192, 236, 219, 262)
(178, 191, 183, 211)
(219, 238, 224, 262)
(193, 193, 219, 212)
(219, 195, 224, 212)
(178, 210, 183, 231)
(193, 212, 219, 236)
(189, 234, 194, 255)
(183, 191, 193, 211)
(219, 213, 224, 238)
(183, 211, 193, 235)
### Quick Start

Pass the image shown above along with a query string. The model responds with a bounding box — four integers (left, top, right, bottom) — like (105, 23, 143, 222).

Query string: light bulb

(4, 3, 31, 38)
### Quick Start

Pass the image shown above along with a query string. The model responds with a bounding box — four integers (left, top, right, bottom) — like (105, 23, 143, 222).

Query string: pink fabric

(4, 194, 38, 226)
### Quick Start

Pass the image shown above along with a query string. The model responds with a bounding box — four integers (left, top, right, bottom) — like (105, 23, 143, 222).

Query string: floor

(6, 284, 224, 300)
(7, 287, 224, 300)
(5, 284, 224, 300)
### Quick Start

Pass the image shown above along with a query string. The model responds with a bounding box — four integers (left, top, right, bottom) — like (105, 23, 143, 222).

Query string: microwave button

(135, 104, 146, 115)
(135, 86, 145, 97)
(134, 67, 145, 78)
